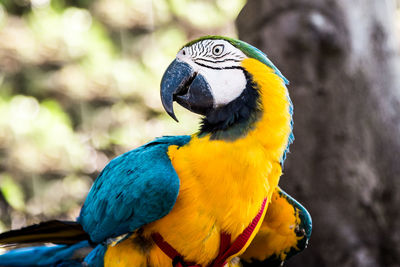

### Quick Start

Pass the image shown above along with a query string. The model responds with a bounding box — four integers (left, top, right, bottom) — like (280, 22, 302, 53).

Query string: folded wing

(78, 135, 191, 243)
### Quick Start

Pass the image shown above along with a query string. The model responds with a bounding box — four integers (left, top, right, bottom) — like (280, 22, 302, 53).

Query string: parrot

(0, 36, 311, 267)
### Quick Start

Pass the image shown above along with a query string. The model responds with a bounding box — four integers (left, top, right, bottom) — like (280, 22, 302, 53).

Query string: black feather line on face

(199, 71, 262, 141)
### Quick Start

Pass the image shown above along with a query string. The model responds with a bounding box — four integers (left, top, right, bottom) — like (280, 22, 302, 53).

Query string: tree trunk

(237, 1, 400, 267)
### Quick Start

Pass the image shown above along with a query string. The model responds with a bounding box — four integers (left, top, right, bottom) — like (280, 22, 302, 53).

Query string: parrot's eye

(212, 44, 224, 56)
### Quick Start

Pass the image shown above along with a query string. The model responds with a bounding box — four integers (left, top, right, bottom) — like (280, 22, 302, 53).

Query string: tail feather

(0, 220, 90, 246)
(0, 241, 91, 266)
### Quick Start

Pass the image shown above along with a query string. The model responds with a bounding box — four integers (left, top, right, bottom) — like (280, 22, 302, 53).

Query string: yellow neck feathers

(240, 58, 292, 160)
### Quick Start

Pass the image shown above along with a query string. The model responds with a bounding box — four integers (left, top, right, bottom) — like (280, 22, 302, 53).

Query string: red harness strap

(151, 232, 199, 267)
(151, 198, 267, 267)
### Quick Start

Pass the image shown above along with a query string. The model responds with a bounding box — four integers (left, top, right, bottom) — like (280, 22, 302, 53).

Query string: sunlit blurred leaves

(93, 0, 157, 30)
(216, 0, 246, 18)
(0, 4, 6, 29)
(169, 0, 245, 28)
(31, 0, 51, 9)
(0, 174, 25, 211)
(0, 95, 89, 173)
(26, 174, 91, 218)
(0, 0, 244, 227)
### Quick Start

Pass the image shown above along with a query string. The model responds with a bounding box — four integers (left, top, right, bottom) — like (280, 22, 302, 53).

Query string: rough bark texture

(237, 1, 400, 267)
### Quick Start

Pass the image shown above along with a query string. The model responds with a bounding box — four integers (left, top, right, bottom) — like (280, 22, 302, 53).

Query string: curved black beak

(160, 59, 213, 121)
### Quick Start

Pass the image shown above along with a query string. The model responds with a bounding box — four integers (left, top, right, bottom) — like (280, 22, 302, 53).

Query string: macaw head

(161, 36, 290, 139)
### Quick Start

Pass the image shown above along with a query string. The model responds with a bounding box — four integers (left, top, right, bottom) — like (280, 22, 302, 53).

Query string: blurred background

(1, 0, 400, 267)
(0, 0, 245, 229)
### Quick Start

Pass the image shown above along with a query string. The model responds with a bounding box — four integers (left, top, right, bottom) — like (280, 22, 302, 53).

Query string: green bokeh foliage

(0, 0, 245, 231)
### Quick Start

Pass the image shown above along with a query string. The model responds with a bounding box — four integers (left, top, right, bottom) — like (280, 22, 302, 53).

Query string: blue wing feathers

(83, 243, 107, 267)
(78, 135, 191, 243)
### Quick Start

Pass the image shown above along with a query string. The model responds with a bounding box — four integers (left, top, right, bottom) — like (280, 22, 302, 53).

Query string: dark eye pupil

(183, 50, 186, 55)
(213, 45, 223, 55)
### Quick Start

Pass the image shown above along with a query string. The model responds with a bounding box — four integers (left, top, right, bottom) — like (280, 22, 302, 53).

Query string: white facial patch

(176, 39, 249, 107)
(199, 67, 247, 107)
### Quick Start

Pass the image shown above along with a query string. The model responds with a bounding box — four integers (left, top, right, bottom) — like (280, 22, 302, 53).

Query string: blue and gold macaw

(0, 36, 311, 267)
